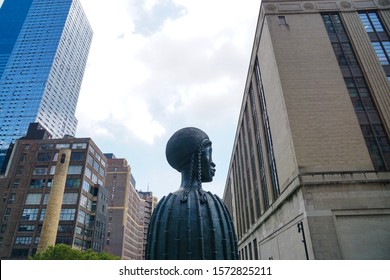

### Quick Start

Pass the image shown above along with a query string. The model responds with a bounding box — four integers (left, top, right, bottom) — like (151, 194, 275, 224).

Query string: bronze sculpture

(145, 127, 238, 259)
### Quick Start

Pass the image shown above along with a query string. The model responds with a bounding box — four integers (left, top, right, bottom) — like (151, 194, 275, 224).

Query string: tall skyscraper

(0, 0, 93, 172)
(224, 0, 390, 259)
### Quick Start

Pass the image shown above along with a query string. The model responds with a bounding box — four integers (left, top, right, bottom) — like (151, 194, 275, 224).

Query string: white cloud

(77, 0, 260, 198)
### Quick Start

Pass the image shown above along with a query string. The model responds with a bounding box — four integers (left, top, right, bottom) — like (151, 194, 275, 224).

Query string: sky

(0, 0, 257, 200)
(75, 0, 261, 200)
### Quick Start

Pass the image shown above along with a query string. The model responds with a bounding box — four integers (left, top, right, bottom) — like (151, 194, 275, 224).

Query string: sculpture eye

(60, 153, 66, 164)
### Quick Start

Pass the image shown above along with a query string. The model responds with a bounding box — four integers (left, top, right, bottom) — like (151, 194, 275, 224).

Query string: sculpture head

(166, 127, 216, 185)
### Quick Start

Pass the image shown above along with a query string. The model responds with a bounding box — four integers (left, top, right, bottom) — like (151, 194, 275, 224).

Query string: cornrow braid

(180, 139, 210, 203)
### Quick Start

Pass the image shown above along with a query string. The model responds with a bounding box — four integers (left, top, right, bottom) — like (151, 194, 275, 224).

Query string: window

(19, 224, 35, 232)
(56, 143, 70, 149)
(371, 42, 390, 65)
(82, 180, 91, 193)
(85, 167, 92, 179)
(21, 208, 39, 221)
(8, 193, 16, 204)
(60, 208, 76, 221)
(358, 11, 390, 78)
(323, 13, 390, 170)
(47, 179, 53, 188)
(88, 146, 95, 155)
(72, 143, 87, 149)
(79, 194, 91, 210)
(25, 194, 42, 205)
(253, 238, 259, 260)
(77, 209, 86, 224)
(70, 152, 85, 161)
(39, 144, 53, 150)
(39, 209, 46, 221)
(254, 59, 280, 198)
(20, 154, 27, 162)
(3, 208, 11, 221)
(87, 154, 93, 165)
(62, 193, 78, 204)
(15, 236, 32, 245)
(33, 167, 47, 175)
(359, 12, 384, 33)
(29, 179, 45, 188)
(93, 160, 99, 171)
(278, 16, 287, 25)
(65, 178, 81, 188)
(11, 249, 29, 257)
(58, 225, 73, 233)
(91, 173, 98, 184)
(67, 165, 82, 175)
(37, 152, 51, 162)
(13, 179, 20, 188)
(17, 167, 23, 175)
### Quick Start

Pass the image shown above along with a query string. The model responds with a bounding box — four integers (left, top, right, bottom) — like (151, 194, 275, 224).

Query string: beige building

(103, 155, 156, 259)
(223, 0, 390, 259)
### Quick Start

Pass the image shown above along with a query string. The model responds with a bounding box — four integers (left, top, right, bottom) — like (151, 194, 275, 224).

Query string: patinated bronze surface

(145, 127, 238, 260)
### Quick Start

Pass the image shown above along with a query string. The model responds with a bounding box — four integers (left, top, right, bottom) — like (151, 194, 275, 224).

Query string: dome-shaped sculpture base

(145, 188, 238, 260)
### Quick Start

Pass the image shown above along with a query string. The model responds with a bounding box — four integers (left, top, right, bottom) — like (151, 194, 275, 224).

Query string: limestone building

(223, 0, 390, 259)
(0, 124, 108, 259)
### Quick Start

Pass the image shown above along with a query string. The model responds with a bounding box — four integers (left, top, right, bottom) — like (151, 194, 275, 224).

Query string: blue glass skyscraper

(0, 0, 93, 171)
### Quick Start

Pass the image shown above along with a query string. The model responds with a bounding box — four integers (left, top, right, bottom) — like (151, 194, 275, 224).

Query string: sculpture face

(200, 144, 216, 183)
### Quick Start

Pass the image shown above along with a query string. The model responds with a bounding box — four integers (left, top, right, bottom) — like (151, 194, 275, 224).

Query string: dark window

(39, 144, 53, 150)
(278, 16, 287, 25)
(58, 225, 74, 233)
(3, 208, 11, 220)
(253, 238, 259, 259)
(8, 193, 16, 204)
(11, 249, 29, 257)
(29, 179, 45, 188)
(65, 178, 81, 188)
(37, 152, 51, 162)
(255, 59, 280, 198)
(70, 151, 85, 161)
(19, 224, 35, 232)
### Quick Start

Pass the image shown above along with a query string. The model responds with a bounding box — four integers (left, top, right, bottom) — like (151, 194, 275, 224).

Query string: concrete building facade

(103, 155, 157, 260)
(223, 0, 390, 259)
(0, 125, 108, 259)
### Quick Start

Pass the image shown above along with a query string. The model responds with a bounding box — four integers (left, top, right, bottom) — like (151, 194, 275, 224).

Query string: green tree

(30, 244, 120, 260)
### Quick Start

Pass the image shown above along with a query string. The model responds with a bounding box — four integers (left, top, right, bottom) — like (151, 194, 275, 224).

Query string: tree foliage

(30, 244, 120, 260)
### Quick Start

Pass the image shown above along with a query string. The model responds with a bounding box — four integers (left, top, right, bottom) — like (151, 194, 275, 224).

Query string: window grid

(248, 85, 269, 213)
(358, 11, 390, 79)
(323, 13, 390, 171)
(254, 59, 280, 199)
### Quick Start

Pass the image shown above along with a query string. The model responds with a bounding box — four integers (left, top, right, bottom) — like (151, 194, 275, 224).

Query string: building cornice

(261, 0, 390, 14)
